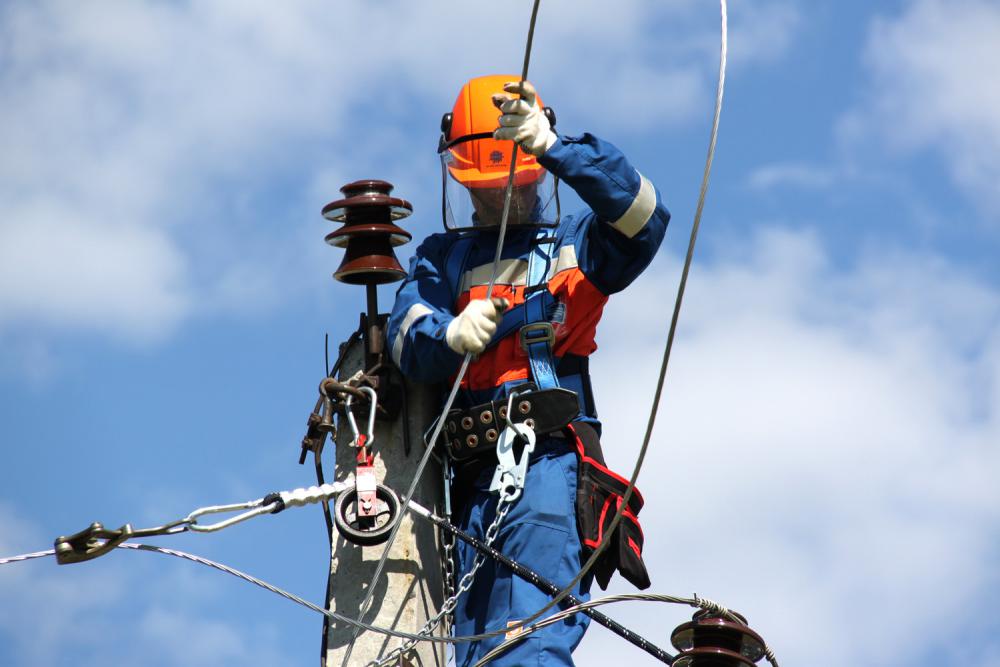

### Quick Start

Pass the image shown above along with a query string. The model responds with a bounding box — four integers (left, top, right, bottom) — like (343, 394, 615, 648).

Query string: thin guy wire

(367, 499, 512, 667)
(2, 0, 731, 657)
(478, 592, 778, 667)
(342, 2, 543, 663)
(362, 0, 729, 652)
(0, 544, 775, 664)
(468, 0, 732, 641)
(0, 549, 55, 565)
(116, 543, 502, 644)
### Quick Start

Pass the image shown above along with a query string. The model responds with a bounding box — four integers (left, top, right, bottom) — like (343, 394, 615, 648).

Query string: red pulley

(670, 609, 767, 667)
(322, 179, 412, 286)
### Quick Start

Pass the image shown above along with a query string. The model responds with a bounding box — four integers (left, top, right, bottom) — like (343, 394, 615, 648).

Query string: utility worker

(388, 75, 669, 666)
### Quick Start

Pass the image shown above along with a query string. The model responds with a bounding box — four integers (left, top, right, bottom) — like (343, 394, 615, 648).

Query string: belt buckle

(519, 322, 555, 353)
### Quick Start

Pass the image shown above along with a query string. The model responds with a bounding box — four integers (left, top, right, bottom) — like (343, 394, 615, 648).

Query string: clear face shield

(438, 133, 559, 232)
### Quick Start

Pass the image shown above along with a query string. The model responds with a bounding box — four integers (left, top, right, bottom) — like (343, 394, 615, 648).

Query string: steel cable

(477, 592, 779, 667)
(486, 0, 729, 633)
(357, 0, 729, 658)
(341, 2, 545, 663)
(1, 0, 732, 659)
(0, 543, 772, 665)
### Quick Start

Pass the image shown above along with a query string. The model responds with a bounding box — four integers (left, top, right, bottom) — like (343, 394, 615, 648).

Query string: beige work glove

(492, 81, 557, 157)
(445, 298, 509, 355)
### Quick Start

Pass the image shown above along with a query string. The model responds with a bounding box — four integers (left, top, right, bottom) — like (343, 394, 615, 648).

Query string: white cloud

(573, 227, 1000, 666)
(6, 223, 997, 666)
(0, 0, 793, 351)
(846, 0, 1000, 213)
(746, 161, 838, 191)
(0, 202, 190, 342)
(728, 1, 802, 68)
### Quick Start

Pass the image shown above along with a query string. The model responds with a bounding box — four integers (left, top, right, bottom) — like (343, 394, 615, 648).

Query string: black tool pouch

(569, 422, 651, 591)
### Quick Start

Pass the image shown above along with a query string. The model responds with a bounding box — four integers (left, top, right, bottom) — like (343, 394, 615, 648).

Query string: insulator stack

(670, 609, 767, 666)
(322, 179, 412, 286)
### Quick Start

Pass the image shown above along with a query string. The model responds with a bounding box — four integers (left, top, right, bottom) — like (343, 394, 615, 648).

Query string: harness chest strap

(446, 229, 563, 392)
(522, 228, 561, 390)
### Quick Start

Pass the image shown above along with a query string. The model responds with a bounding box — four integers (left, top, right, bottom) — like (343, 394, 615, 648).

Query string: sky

(1, 0, 999, 665)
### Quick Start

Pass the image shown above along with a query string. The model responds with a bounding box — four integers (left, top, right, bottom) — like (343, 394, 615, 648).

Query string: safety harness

(442, 225, 651, 591)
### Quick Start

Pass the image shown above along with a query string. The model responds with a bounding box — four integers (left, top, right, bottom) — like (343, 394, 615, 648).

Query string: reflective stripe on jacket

(387, 132, 670, 417)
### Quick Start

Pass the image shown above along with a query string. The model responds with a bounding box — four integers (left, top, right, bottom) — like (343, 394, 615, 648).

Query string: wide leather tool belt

(443, 387, 580, 462)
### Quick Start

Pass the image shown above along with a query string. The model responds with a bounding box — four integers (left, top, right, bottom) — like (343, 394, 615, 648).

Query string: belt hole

(467, 434, 479, 448)
(498, 406, 507, 419)
(480, 410, 493, 424)
(461, 416, 474, 430)
(485, 428, 498, 442)
(518, 401, 531, 415)
(524, 418, 535, 429)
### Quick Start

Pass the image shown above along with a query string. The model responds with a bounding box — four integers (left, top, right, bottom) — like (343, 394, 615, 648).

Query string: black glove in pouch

(569, 421, 652, 591)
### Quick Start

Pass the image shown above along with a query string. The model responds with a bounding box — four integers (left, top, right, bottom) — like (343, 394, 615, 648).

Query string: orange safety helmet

(438, 74, 555, 189)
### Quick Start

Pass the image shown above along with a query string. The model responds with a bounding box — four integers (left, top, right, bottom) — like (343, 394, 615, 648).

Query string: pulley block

(333, 482, 401, 547)
(670, 609, 767, 666)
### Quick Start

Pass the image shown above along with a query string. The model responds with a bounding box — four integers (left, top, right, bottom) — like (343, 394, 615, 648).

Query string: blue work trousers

(453, 439, 591, 666)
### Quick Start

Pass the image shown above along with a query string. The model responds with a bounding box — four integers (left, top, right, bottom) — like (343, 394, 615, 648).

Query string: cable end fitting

(262, 493, 286, 514)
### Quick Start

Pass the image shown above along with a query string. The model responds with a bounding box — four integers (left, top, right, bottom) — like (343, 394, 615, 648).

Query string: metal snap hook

(344, 386, 378, 448)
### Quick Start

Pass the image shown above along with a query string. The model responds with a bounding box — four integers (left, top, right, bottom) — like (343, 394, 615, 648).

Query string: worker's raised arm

(540, 132, 670, 294)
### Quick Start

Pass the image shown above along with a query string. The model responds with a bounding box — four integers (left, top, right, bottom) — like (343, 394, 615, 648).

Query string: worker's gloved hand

(492, 80, 556, 157)
(446, 298, 509, 355)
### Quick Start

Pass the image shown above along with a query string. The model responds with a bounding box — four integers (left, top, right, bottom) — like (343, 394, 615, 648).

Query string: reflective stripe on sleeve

(391, 303, 433, 366)
(609, 173, 656, 239)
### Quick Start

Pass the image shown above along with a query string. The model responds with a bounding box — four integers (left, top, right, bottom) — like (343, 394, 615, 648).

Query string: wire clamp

(54, 522, 133, 565)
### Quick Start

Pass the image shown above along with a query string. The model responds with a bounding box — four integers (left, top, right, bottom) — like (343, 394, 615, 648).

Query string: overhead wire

(485, 0, 730, 632)
(0, 542, 773, 666)
(341, 1, 545, 663)
(1, 0, 735, 660)
(346, 0, 730, 658)
(376, 0, 733, 652)
(478, 593, 780, 667)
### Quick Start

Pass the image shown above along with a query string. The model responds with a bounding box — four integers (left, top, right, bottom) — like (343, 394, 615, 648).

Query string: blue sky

(2, 1, 999, 666)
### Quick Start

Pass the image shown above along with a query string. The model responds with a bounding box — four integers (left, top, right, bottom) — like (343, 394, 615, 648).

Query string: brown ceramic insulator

(670, 610, 767, 666)
(334, 242, 407, 285)
(322, 179, 413, 286)
(322, 179, 413, 222)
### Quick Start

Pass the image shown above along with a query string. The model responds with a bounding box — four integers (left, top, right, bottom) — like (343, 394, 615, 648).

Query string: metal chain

(440, 459, 458, 631)
(441, 525, 457, 622)
(368, 497, 512, 667)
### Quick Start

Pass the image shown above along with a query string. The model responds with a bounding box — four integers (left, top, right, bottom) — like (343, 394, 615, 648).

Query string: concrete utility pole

(323, 337, 445, 667)
(319, 179, 446, 666)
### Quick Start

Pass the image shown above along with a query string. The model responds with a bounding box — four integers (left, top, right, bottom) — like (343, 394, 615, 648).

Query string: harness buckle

(519, 322, 555, 353)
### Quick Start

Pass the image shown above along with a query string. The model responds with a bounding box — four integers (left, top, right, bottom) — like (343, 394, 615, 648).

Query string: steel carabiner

(344, 386, 378, 449)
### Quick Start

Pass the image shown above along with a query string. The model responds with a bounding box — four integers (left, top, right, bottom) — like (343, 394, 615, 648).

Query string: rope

(341, 1, 544, 663)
